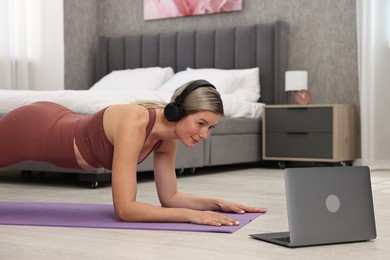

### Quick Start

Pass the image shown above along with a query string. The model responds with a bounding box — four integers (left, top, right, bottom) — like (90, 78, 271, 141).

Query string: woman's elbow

(113, 202, 141, 222)
(160, 201, 170, 208)
(114, 207, 127, 222)
(113, 202, 134, 222)
(159, 197, 175, 208)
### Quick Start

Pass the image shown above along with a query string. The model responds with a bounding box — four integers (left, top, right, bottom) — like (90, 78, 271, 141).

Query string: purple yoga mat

(0, 202, 261, 233)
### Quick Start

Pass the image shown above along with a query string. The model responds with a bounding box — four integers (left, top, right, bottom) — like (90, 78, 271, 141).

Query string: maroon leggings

(0, 102, 82, 169)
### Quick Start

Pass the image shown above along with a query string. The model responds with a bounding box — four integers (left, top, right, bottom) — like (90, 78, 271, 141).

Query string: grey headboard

(96, 21, 289, 104)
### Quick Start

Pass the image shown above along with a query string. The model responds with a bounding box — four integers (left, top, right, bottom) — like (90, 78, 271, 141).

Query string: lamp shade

(285, 71, 308, 92)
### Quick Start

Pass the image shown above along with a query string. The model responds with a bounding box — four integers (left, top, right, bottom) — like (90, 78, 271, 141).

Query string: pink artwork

(144, 0, 243, 20)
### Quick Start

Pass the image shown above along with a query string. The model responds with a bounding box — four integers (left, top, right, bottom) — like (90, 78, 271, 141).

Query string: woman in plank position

(0, 80, 266, 226)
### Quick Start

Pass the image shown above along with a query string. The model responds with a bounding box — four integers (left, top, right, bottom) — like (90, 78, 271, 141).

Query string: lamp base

(295, 90, 312, 105)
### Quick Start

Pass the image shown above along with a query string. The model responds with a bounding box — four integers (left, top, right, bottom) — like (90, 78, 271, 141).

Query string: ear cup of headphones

(164, 102, 184, 122)
(164, 79, 216, 122)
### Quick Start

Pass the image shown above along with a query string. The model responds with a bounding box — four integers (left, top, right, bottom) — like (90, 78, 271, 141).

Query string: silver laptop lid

(285, 166, 376, 247)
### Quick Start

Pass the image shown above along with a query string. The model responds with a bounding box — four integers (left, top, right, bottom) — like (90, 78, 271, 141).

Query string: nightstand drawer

(262, 104, 356, 163)
(265, 133, 333, 158)
(265, 107, 332, 132)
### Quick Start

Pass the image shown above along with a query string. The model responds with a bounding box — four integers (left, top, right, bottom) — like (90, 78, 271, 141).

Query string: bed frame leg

(78, 172, 111, 189)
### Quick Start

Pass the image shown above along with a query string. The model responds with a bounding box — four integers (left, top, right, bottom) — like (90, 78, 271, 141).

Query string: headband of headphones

(164, 79, 216, 122)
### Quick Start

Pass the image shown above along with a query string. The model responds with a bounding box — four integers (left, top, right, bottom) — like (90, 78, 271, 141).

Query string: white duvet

(0, 89, 263, 118)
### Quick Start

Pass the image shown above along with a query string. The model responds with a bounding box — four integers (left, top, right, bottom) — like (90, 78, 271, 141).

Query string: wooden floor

(0, 166, 389, 259)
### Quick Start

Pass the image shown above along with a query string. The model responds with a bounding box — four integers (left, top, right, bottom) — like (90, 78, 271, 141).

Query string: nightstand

(262, 104, 356, 165)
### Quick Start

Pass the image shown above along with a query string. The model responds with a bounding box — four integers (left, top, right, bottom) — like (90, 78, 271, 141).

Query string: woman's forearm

(113, 195, 251, 226)
(160, 192, 222, 211)
(160, 192, 267, 215)
(114, 200, 192, 223)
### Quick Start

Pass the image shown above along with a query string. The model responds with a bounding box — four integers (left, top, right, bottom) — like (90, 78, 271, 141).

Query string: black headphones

(164, 79, 216, 122)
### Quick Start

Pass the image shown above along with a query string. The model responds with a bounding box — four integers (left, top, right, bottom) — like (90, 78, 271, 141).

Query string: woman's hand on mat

(188, 210, 239, 226)
(217, 200, 268, 214)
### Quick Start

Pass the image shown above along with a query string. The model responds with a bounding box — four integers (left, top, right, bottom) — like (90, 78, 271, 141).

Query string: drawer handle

(286, 132, 309, 135)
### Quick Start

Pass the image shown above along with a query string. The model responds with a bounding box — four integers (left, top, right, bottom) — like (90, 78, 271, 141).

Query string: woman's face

(175, 111, 221, 147)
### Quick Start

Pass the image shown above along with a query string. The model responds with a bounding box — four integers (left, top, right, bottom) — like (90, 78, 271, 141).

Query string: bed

(0, 21, 289, 187)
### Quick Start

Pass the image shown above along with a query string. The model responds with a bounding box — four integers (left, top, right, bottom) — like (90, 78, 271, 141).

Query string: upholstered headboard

(96, 21, 289, 104)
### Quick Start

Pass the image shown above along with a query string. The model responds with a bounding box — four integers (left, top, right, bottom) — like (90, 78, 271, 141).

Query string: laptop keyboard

(271, 236, 291, 243)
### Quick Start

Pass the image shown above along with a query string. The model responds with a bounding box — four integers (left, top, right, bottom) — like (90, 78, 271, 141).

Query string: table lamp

(285, 70, 311, 104)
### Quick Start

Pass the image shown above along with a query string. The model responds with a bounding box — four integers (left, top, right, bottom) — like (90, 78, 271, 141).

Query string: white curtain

(0, 0, 64, 90)
(356, 0, 390, 170)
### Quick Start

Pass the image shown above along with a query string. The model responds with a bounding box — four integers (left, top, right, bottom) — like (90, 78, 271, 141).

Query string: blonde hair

(134, 80, 224, 116)
(132, 100, 166, 109)
(171, 81, 224, 116)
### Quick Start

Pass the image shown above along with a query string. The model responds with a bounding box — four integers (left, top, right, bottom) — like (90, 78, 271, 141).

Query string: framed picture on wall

(144, 0, 243, 21)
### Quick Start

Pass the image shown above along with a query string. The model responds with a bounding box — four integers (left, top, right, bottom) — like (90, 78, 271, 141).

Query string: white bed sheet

(0, 90, 263, 118)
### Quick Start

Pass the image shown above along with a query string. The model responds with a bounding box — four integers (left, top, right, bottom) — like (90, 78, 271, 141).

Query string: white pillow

(158, 67, 260, 102)
(221, 94, 264, 118)
(90, 67, 174, 91)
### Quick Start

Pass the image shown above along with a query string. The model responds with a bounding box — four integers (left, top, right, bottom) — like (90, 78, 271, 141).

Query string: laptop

(250, 166, 376, 247)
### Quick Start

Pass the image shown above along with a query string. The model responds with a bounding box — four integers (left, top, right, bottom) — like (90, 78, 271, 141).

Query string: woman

(0, 80, 267, 226)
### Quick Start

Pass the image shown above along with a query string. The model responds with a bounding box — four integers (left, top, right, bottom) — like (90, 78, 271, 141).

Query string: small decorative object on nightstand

(285, 70, 311, 105)
(262, 104, 356, 167)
